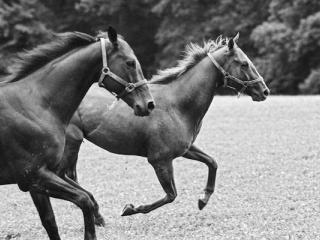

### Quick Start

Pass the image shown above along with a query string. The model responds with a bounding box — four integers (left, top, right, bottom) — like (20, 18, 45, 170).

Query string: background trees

(251, 0, 320, 94)
(0, 0, 319, 93)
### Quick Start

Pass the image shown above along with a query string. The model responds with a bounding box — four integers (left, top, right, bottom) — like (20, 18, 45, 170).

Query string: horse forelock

(150, 37, 228, 84)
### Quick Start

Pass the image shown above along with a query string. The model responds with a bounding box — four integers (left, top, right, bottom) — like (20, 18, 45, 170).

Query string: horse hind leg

(121, 160, 177, 216)
(30, 167, 96, 240)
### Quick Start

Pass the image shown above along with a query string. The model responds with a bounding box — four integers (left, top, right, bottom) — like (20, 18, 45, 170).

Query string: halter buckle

(223, 78, 228, 87)
(98, 80, 105, 88)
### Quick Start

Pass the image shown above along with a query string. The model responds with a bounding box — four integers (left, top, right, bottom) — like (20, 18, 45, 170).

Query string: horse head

(209, 33, 270, 101)
(98, 27, 155, 115)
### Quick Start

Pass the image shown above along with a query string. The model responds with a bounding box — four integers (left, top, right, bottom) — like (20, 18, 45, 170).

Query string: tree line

(0, 0, 319, 94)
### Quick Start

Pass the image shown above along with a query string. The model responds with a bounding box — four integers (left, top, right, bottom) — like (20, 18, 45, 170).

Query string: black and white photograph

(0, 0, 319, 239)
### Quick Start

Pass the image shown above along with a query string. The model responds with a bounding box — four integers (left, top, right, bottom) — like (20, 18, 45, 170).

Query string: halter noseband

(98, 38, 147, 99)
(207, 52, 264, 95)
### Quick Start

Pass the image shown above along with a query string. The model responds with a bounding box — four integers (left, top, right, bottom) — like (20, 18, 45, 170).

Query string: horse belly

(86, 128, 144, 156)
(0, 159, 15, 185)
(147, 119, 193, 161)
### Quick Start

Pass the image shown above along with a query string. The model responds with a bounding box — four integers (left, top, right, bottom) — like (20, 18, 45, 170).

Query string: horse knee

(42, 216, 57, 229)
(77, 193, 95, 211)
(209, 157, 218, 170)
(66, 170, 77, 182)
(86, 192, 99, 209)
(166, 192, 177, 203)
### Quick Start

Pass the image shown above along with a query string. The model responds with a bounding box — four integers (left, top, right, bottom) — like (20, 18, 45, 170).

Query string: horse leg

(65, 166, 78, 183)
(183, 144, 218, 210)
(63, 175, 105, 227)
(30, 168, 96, 240)
(62, 126, 105, 227)
(62, 138, 105, 226)
(30, 192, 61, 240)
(63, 137, 82, 183)
(121, 160, 177, 216)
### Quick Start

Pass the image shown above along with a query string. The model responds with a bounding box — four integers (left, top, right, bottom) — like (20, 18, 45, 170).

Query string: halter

(98, 38, 147, 99)
(207, 52, 264, 96)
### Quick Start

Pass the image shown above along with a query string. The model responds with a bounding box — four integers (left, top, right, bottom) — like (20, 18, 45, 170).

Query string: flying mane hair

(150, 36, 228, 84)
(4, 31, 117, 83)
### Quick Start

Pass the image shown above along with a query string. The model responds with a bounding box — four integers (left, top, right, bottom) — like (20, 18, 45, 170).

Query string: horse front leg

(63, 137, 82, 183)
(30, 168, 96, 240)
(121, 160, 177, 216)
(30, 192, 61, 240)
(65, 167, 78, 183)
(62, 131, 105, 227)
(183, 144, 218, 210)
(63, 175, 105, 227)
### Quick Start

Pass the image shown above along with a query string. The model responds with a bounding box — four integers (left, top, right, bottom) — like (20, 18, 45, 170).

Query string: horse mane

(4, 31, 114, 83)
(150, 36, 228, 84)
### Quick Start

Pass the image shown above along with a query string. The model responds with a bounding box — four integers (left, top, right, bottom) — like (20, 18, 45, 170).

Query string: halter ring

(125, 83, 135, 92)
(102, 67, 110, 75)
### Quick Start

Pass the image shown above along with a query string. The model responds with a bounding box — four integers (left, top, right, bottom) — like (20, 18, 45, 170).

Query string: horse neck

(34, 42, 102, 124)
(168, 56, 221, 124)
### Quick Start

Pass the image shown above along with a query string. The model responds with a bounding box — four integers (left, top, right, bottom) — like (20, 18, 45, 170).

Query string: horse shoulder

(147, 109, 193, 161)
(0, 94, 66, 170)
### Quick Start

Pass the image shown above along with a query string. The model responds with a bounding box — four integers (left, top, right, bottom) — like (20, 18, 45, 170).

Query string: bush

(299, 68, 320, 94)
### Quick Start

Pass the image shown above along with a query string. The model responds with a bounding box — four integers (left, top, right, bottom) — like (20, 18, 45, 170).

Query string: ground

(0, 96, 319, 240)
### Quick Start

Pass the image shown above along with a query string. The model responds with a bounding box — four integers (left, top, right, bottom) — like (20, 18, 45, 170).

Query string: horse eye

(126, 60, 136, 69)
(241, 62, 249, 68)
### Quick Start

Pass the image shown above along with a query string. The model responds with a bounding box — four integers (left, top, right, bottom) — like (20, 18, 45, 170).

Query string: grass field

(0, 96, 319, 240)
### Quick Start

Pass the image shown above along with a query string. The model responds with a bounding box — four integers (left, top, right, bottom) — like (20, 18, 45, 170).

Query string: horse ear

(108, 26, 118, 47)
(228, 38, 234, 50)
(233, 32, 239, 43)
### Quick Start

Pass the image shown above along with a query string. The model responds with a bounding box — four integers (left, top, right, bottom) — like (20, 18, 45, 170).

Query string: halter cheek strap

(207, 52, 264, 96)
(98, 38, 147, 99)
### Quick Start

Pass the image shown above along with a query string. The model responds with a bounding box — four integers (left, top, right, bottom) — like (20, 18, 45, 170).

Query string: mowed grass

(0, 96, 319, 240)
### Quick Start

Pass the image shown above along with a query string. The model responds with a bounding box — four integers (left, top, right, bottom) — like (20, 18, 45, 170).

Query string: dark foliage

(0, 0, 319, 93)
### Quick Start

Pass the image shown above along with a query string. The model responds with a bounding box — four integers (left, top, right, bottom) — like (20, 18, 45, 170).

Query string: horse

(0, 27, 155, 240)
(38, 34, 270, 225)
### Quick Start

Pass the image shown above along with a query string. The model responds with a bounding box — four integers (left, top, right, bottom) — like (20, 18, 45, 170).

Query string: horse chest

(0, 110, 65, 175)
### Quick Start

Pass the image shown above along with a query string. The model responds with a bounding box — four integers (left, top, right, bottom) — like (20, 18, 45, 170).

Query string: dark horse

(38, 34, 269, 227)
(0, 27, 155, 240)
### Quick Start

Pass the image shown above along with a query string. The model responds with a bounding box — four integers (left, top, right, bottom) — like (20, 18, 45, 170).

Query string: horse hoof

(94, 216, 106, 227)
(198, 199, 207, 210)
(121, 204, 136, 216)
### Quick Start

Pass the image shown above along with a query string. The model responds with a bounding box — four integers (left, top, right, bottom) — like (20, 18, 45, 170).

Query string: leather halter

(207, 52, 264, 95)
(98, 38, 147, 99)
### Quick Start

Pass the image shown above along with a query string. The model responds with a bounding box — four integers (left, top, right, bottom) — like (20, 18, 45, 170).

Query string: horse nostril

(147, 101, 155, 110)
(135, 104, 142, 112)
(263, 89, 270, 96)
